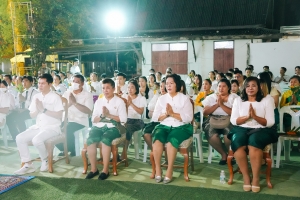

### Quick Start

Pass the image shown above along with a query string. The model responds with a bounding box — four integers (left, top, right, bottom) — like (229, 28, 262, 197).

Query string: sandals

(251, 185, 261, 193)
(243, 185, 251, 192)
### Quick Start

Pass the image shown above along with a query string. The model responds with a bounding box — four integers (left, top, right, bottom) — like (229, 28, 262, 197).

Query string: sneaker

(14, 163, 36, 175)
(98, 172, 109, 180)
(85, 170, 99, 179)
(40, 160, 49, 172)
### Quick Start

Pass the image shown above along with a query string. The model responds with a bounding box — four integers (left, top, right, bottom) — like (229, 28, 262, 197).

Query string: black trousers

(6, 109, 30, 140)
(56, 122, 85, 155)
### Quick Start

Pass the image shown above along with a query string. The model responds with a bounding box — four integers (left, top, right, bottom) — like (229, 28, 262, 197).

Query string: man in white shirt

(274, 67, 290, 83)
(14, 74, 64, 175)
(38, 62, 51, 75)
(4, 74, 18, 107)
(56, 74, 93, 156)
(248, 65, 258, 77)
(115, 72, 128, 95)
(6, 76, 39, 140)
(85, 78, 127, 180)
(233, 70, 244, 92)
(295, 66, 300, 76)
(70, 58, 81, 74)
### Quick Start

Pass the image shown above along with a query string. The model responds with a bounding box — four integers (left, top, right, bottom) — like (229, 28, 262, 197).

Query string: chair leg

(149, 151, 155, 179)
(266, 155, 273, 189)
(143, 141, 148, 163)
(227, 152, 234, 185)
(47, 144, 54, 173)
(64, 140, 70, 164)
(181, 148, 189, 182)
(81, 144, 88, 174)
(276, 137, 282, 168)
(208, 145, 213, 164)
(112, 145, 118, 176)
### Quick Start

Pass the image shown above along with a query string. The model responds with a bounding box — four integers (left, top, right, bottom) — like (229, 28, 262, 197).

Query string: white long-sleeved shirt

(230, 96, 275, 128)
(92, 95, 127, 128)
(202, 93, 237, 116)
(152, 92, 193, 127)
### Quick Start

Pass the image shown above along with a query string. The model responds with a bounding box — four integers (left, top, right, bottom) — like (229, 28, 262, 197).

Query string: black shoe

(98, 172, 109, 180)
(85, 170, 99, 179)
(219, 159, 236, 165)
(110, 154, 122, 162)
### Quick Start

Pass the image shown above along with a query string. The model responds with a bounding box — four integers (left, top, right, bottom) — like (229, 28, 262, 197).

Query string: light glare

(105, 10, 126, 31)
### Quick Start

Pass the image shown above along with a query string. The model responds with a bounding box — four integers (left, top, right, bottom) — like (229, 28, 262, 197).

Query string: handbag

(209, 115, 230, 129)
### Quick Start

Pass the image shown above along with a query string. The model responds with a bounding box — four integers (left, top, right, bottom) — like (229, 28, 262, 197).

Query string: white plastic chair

(132, 107, 147, 159)
(276, 105, 300, 168)
(193, 106, 204, 163)
(74, 127, 89, 156)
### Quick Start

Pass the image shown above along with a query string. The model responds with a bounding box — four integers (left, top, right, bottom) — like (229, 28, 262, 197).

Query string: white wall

(141, 39, 262, 80)
(249, 42, 300, 78)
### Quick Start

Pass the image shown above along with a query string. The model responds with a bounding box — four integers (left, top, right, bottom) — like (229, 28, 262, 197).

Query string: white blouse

(202, 93, 237, 116)
(122, 94, 147, 119)
(148, 93, 161, 112)
(152, 92, 193, 127)
(230, 96, 275, 128)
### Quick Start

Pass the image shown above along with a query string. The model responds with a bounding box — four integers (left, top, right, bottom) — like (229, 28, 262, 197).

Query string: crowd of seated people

(1, 63, 300, 192)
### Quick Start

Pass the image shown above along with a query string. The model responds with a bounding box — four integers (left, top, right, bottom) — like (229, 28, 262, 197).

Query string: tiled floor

(0, 138, 300, 198)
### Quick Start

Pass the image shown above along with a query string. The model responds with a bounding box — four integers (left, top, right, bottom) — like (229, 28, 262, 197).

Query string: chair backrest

(279, 105, 300, 132)
(61, 97, 68, 135)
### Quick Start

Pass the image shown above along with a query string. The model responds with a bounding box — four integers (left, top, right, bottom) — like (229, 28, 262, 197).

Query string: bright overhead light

(105, 10, 126, 31)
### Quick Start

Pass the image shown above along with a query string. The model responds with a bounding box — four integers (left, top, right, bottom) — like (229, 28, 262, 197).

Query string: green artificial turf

(1, 176, 299, 200)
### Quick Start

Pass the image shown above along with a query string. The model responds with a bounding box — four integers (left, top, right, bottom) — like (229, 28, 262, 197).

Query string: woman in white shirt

(229, 77, 277, 193)
(155, 72, 162, 83)
(51, 74, 67, 95)
(143, 78, 167, 151)
(0, 80, 11, 127)
(209, 71, 218, 91)
(152, 74, 193, 184)
(88, 72, 102, 98)
(122, 79, 147, 157)
(202, 78, 237, 165)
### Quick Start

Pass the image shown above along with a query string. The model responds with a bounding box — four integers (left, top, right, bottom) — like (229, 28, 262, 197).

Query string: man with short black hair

(233, 70, 244, 92)
(248, 65, 257, 77)
(38, 62, 51, 75)
(295, 66, 300, 76)
(274, 67, 290, 83)
(245, 67, 252, 78)
(14, 74, 64, 175)
(56, 74, 93, 156)
(263, 66, 270, 72)
(85, 78, 127, 180)
(6, 76, 39, 139)
(70, 58, 81, 74)
(115, 72, 128, 95)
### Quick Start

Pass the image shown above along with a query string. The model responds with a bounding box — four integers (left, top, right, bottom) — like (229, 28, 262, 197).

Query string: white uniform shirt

(211, 80, 218, 92)
(152, 93, 193, 127)
(53, 84, 67, 95)
(115, 83, 128, 94)
(274, 75, 290, 83)
(148, 93, 161, 111)
(7, 84, 18, 108)
(63, 90, 93, 127)
(122, 94, 147, 119)
(88, 81, 102, 95)
(28, 91, 64, 133)
(92, 95, 127, 128)
(70, 66, 81, 74)
(21, 87, 39, 109)
(202, 93, 237, 116)
(0, 91, 11, 123)
(230, 96, 275, 128)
